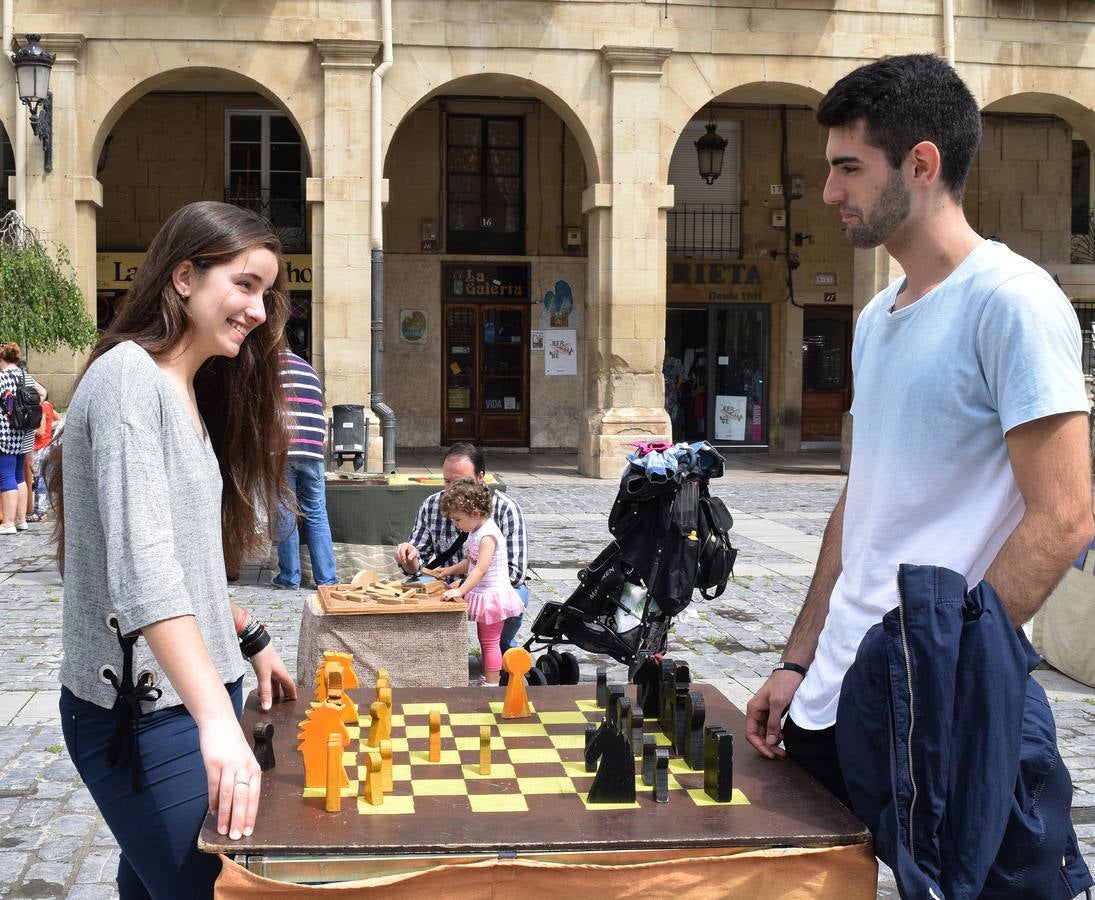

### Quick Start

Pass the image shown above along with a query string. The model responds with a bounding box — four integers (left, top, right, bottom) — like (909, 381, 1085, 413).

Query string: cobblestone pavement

(0, 453, 1091, 897)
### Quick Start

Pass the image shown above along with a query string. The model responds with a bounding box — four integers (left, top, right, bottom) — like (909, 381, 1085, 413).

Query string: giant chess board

(200, 684, 868, 857)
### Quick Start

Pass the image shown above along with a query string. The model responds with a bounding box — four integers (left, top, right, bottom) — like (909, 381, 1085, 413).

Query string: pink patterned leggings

(477, 620, 505, 675)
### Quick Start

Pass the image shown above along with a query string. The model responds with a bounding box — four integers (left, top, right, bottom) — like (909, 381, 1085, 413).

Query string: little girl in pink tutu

(438, 479, 525, 685)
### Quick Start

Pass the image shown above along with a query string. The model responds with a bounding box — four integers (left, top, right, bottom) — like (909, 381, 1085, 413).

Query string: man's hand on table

(745, 670, 805, 759)
(395, 542, 420, 572)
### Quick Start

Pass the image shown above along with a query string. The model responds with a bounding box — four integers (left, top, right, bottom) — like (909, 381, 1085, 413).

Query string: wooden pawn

(363, 751, 384, 806)
(380, 739, 393, 792)
(325, 733, 342, 812)
(479, 726, 491, 775)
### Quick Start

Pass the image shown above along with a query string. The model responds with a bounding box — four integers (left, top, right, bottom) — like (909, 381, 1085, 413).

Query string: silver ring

(234, 780, 250, 787)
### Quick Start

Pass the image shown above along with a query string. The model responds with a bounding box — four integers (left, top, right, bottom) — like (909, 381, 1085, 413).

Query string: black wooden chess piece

(653, 748, 670, 802)
(642, 734, 657, 786)
(683, 691, 706, 770)
(631, 656, 661, 718)
(253, 720, 275, 771)
(588, 721, 636, 804)
(703, 725, 733, 802)
(596, 666, 608, 708)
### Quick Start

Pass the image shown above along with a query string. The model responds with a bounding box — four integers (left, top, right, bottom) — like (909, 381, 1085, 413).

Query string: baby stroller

(521, 442, 737, 685)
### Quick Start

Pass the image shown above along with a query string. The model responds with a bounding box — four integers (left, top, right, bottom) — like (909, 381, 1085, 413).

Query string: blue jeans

(60, 679, 244, 900)
(500, 584, 530, 650)
(275, 458, 338, 587)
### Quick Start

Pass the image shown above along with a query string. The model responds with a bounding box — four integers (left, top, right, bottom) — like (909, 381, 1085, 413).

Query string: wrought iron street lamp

(695, 107, 727, 185)
(11, 34, 55, 173)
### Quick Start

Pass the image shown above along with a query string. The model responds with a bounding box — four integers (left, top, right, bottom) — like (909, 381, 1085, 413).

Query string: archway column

(578, 45, 674, 479)
(22, 33, 89, 398)
(313, 38, 383, 471)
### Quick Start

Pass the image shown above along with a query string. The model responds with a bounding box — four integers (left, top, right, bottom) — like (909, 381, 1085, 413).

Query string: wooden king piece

(501, 648, 533, 719)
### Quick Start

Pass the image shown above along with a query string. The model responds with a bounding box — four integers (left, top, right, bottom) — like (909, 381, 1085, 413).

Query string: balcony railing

(667, 203, 742, 259)
(224, 192, 307, 252)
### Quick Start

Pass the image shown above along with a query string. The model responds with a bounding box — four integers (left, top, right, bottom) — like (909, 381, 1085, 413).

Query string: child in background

(26, 397, 55, 522)
(437, 479, 524, 685)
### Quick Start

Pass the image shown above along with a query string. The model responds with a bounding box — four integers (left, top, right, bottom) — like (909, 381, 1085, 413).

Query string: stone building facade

(4, 1, 1093, 475)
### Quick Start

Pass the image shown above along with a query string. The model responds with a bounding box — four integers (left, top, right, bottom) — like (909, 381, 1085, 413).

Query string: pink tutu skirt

(465, 587, 524, 625)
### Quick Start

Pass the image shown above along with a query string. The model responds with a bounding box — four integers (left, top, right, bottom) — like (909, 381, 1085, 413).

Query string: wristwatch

(772, 661, 808, 678)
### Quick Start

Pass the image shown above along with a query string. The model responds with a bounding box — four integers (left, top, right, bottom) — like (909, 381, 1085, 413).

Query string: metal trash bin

(330, 403, 368, 472)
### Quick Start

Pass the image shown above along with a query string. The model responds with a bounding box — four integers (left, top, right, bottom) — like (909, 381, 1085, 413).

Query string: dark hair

(49, 201, 291, 574)
(444, 442, 485, 476)
(0, 342, 21, 364)
(816, 54, 981, 201)
(440, 478, 492, 519)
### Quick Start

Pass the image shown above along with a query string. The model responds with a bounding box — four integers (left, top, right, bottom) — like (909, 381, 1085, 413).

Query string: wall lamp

(695, 106, 727, 185)
(11, 34, 55, 173)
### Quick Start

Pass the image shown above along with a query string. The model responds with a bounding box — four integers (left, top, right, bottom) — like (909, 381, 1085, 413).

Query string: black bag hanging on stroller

(525, 443, 736, 677)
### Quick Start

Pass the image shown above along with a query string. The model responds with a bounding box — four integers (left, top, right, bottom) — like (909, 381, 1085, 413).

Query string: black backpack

(6, 368, 42, 431)
(695, 493, 736, 600)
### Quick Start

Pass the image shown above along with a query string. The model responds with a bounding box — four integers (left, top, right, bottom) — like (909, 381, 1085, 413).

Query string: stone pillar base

(578, 407, 671, 479)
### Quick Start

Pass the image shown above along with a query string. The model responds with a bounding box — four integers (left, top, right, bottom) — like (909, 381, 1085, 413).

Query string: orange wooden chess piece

(367, 700, 384, 748)
(479, 725, 491, 775)
(377, 687, 393, 741)
(362, 751, 384, 806)
(380, 739, 393, 791)
(325, 733, 342, 812)
(502, 648, 533, 719)
(428, 710, 442, 762)
(297, 702, 350, 791)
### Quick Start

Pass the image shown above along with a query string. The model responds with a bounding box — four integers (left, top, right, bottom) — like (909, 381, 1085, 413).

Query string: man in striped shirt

(395, 443, 529, 649)
(273, 350, 338, 589)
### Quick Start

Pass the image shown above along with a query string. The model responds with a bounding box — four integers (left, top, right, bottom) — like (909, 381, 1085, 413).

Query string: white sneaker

(0, 524, 17, 535)
(14, 522, 27, 531)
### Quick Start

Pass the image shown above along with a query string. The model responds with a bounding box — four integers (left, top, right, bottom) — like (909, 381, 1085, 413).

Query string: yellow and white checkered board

(302, 698, 749, 816)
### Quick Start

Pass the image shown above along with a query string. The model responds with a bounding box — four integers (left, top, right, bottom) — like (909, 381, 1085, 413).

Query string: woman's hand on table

(249, 643, 298, 711)
(200, 717, 264, 840)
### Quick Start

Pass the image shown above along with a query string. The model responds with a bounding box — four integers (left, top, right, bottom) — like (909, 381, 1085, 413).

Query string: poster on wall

(399, 309, 428, 344)
(544, 329, 577, 376)
(715, 395, 747, 441)
(531, 330, 544, 350)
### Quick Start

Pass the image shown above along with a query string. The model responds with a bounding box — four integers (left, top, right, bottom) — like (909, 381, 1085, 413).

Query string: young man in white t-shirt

(745, 54, 1093, 804)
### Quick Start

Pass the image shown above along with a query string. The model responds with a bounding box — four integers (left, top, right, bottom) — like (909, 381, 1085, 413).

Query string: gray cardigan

(60, 341, 246, 711)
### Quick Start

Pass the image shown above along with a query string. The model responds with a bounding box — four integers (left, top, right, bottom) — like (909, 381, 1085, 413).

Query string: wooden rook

(325, 734, 342, 812)
(584, 722, 599, 772)
(501, 648, 533, 719)
(380, 739, 393, 792)
(653, 748, 670, 803)
(641, 733, 657, 786)
(479, 726, 491, 775)
(367, 700, 384, 748)
(253, 720, 275, 772)
(630, 710, 645, 757)
(658, 658, 679, 732)
(606, 684, 625, 727)
(672, 685, 690, 755)
(428, 710, 442, 762)
(587, 719, 636, 804)
(683, 691, 706, 770)
(632, 656, 661, 718)
(595, 666, 608, 708)
(704, 726, 734, 802)
(363, 751, 383, 806)
(377, 687, 393, 742)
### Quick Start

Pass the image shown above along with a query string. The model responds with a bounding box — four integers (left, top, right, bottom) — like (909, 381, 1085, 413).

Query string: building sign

(443, 263, 530, 301)
(667, 259, 785, 303)
(96, 253, 314, 293)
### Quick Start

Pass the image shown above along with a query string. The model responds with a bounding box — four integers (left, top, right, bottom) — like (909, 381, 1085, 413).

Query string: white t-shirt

(789, 240, 1088, 730)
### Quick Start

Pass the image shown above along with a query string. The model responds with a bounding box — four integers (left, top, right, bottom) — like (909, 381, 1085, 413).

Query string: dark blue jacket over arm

(836, 564, 1092, 899)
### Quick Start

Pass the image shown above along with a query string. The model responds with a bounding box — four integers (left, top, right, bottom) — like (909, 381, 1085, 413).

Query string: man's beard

(844, 170, 911, 249)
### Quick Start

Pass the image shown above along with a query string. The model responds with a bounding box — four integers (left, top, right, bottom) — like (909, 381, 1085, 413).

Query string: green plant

(0, 211, 97, 356)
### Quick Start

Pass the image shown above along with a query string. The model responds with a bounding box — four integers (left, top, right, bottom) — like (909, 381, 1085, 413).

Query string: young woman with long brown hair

(50, 201, 298, 899)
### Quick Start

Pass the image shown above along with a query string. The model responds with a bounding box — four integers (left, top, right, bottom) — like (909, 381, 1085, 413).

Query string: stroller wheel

(535, 653, 561, 684)
(558, 651, 581, 685)
(526, 666, 549, 686)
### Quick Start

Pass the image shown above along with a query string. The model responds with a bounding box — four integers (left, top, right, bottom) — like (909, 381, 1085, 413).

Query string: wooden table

(295, 587, 469, 692)
(200, 684, 876, 897)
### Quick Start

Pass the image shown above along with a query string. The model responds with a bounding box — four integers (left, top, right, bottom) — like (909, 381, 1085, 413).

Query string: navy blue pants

(60, 679, 243, 899)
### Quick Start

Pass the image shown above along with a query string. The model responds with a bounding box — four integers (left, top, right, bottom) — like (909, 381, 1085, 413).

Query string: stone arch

(661, 65, 828, 183)
(89, 66, 316, 180)
(381, 63, 602, 185)
(981, 91, 1095, 151)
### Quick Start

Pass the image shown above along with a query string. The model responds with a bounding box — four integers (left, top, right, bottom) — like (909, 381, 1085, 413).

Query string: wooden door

(801, 305, 852, 441)
(442, 304, 529, 446)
